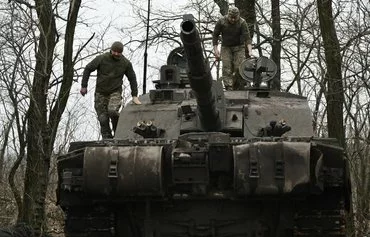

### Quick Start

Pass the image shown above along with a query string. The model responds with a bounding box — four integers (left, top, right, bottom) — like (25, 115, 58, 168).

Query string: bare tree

(235, 0, 256, 58)
(20, 0, 83, 233)
(0, 1, 33, 222)
(339, 1, 370, 235)
(270, 0, 281, 90)
(0, 0, 84, 233)
(0, 118, 13, 183)
(317, 0, 345, 147)
(1, 1, 128, 228)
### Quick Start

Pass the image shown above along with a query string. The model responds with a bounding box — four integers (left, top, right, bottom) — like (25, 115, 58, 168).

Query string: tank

(57, 15, 352, 237)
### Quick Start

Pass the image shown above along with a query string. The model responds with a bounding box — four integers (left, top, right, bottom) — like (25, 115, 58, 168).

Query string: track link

(64, 208, 115, 237)
(294, 195, 346, 237)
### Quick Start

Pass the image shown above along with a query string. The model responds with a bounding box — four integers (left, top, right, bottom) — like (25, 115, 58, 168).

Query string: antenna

(143, 0, 151, 94)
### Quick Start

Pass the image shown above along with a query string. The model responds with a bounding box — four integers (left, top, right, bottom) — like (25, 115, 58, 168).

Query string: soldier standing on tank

(80, 41, 141, 139)
(212, 6, 254, 90)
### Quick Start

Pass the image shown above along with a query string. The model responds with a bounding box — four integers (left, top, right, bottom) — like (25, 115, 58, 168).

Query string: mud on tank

(57, 14, 352, 237)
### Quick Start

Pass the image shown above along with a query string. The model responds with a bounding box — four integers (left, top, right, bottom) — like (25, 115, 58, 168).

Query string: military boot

(98, 113, 113, 139)
(111, 115, 119, 136)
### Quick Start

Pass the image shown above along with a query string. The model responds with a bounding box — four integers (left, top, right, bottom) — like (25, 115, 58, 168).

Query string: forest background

(0, 0, 369, 236)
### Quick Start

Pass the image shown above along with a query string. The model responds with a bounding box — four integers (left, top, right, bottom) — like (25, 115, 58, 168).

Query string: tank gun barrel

(180, 15, 221, 131)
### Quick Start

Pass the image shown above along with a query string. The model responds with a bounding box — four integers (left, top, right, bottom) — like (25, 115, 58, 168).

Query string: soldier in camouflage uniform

(80, 41, 141, 139)
(212, 6, 254, 90)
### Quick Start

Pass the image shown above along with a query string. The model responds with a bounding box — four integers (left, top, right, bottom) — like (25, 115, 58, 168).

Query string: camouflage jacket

(82, 52, 138, 96)
(212, 16, 252, 47)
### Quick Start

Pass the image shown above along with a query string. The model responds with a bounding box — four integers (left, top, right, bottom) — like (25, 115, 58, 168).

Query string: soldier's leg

(107, 90, 123, 135)
(232, 46, 246, 90)
(220, 46, 233, 90)
(94, 92, 112, 139)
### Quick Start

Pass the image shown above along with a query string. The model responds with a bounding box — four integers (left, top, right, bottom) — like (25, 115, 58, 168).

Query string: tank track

(62, 200, 347, 237)
(64, 207, 115, 237)
(293, 194, 347, 237)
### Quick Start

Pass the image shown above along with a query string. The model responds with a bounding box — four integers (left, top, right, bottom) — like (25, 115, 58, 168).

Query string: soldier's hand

(132, 96, 142, 105)
(80, 87, 87, 96)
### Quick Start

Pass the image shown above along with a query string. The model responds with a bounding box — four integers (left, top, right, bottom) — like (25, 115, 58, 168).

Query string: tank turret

(180, 14, 221, 131)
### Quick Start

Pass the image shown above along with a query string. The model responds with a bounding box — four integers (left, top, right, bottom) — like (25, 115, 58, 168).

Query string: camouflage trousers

(94, 90, 122, 139)
(219, 45, 246, 90)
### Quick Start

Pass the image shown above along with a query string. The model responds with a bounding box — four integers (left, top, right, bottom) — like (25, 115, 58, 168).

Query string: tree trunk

(21, 0, 81, 235)
(49, 0, 82, 141)
(0, 118, 13, 183)
(22, 0, 57, 232)
(235, 0, 256, 39)
(213, 0, 228, 15)
(270, 0, 281, 90)
(235, 0, 256, 57)
(316, 0, 345, 147)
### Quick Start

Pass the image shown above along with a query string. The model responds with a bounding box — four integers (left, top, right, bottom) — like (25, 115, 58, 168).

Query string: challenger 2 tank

(57, 15, 352, 237)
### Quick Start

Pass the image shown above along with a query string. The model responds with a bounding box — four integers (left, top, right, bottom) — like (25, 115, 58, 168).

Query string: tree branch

(8, 0, 34, 9)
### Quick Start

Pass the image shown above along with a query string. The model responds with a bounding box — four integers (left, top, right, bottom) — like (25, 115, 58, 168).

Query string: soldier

(80, 41, 141, 139)
(212, 6, 254, 90)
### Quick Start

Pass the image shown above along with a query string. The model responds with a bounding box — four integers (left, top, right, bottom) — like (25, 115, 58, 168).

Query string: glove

(132, 96, 142, 105)
(80, 87, 87, 96)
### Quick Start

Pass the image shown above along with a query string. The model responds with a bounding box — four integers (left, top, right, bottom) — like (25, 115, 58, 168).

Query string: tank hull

(57, 136, 350, 237)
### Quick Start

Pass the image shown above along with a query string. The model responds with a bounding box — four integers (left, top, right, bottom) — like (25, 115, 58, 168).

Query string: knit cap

(228, 6, 240, 17)
(111, 41, 123, 53)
